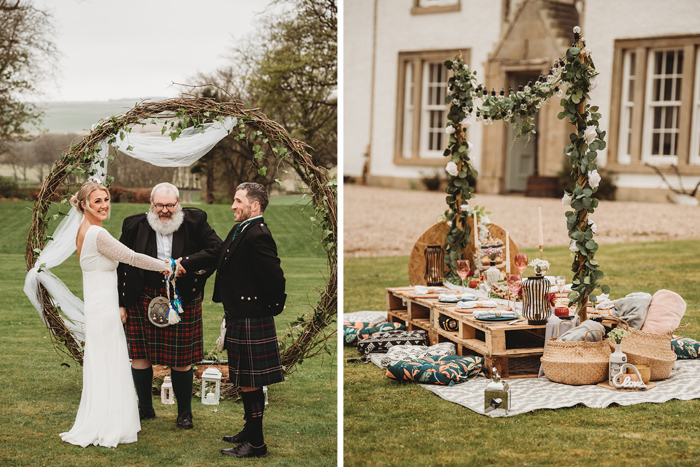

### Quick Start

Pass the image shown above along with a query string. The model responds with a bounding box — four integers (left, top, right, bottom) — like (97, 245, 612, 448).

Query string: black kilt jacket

(117, 208, 223, 308)
(212, 217, 286, 319)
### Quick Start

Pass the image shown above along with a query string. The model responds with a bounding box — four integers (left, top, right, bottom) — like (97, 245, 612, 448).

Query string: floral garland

(442, 50, 566, 282)
(442, 27, 608, 320)
(558, 27, 610, 318)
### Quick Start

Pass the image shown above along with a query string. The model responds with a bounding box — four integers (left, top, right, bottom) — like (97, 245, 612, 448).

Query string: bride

(60, 179, 172, 448)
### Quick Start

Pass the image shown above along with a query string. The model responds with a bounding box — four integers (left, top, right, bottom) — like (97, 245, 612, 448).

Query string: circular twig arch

(25, 97, 337, 370)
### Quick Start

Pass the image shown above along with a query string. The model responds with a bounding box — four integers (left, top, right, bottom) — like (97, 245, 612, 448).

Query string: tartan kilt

(225, 316, 284, 388)
(124, 285, 203, 366)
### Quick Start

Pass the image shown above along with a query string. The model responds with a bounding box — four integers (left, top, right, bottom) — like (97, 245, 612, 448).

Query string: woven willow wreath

(25, 97, 337, 372)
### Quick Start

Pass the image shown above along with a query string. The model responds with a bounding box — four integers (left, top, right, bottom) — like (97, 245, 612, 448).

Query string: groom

(213, 182, 286, 458)
(118, 182, 222, 429)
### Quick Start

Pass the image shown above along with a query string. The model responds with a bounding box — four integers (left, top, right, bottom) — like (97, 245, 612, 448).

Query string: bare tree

(31, 133, 79, 182)
(0, 0, 59, 155)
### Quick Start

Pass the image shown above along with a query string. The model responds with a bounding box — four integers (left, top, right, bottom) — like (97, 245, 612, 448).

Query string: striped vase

(521, 275, 552, 325)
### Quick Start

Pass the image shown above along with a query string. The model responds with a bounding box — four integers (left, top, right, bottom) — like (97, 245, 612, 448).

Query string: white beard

(147, 208, 184, 235)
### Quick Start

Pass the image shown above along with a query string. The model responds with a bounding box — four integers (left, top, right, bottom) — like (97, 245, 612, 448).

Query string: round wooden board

(408, 219, 521, 286)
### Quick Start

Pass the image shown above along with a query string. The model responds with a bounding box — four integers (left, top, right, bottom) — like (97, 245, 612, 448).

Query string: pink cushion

(641, 290, 686, 335)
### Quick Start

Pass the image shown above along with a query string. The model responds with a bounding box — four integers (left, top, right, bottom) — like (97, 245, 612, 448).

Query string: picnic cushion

(641, 290, 686, 335)
(356, 330, 428, 355)
(385, 355, 484, 386)
(343, 322, 375, 345)
(356, 322, 406, 341)
(379, 342, 456, 369)
(671, 336, 700, 359)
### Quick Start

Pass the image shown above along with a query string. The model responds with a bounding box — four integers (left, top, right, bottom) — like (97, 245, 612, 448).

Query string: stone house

(344, 0, 700, 202)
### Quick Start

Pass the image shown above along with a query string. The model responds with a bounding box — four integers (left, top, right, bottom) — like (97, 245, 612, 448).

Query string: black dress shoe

(221, 442, 267, 458)
(222, 427, 248, 444)
(176, 411, 193, 429)
(139, 407, 156, 420)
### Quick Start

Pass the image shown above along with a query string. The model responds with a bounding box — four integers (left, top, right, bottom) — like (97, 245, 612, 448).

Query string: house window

(411, 0, 460, 15)
(395, 49, 467, 165)
(691, 47, 700, 165)
(610, 36, 700, 171)
(618, 52, 635, 165)
(644, 49, 683, 164)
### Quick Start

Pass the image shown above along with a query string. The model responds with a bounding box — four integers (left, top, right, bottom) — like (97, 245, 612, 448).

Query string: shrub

(0, 177, 21, 199)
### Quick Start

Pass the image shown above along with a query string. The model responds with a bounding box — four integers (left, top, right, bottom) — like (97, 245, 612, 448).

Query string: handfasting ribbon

(166, 258, 184, 325)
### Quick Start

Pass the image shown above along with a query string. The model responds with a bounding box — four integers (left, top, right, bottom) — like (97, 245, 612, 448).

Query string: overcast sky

(35, 0, 275, 102)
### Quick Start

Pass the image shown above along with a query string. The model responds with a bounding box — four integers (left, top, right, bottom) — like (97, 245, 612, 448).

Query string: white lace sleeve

(95, 229, 169, 272)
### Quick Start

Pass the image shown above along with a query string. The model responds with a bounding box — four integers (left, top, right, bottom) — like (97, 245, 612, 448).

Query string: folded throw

(557, 319, 606, 342)
(612, 292, 652, 329)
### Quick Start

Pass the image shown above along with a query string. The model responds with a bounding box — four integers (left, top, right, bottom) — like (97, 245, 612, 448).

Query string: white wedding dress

(60, 225, 168, 448)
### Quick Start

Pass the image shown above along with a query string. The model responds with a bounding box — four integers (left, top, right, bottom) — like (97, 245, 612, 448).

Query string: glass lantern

(201, 366, 222, 405)
(161, 375, 175, 405)
(424, 245, 445, 286)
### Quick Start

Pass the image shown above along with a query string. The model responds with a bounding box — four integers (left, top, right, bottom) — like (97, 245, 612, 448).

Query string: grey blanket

(557, 319, 606, 342)
(612, 292, 652, 329)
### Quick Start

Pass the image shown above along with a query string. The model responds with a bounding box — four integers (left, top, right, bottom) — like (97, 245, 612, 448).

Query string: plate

(475, 315, 519, 321)
(558, 315, 575, 320)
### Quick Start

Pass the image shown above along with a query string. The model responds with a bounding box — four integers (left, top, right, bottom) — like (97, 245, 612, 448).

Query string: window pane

(665, 51, 675, 75)
(654, 107, 662, 128)
(664, 78, 673, 101)
(655, 51, 663, 74)
(676, 77, 682, 100)
(627, 108, 633, 129)
(677, 50, 683, 73)
(629, 52, 636, 75)
(654, 79, 661, 101)
(652, 133, 660, 155)
(665, 107, 673, 129)
(663, 133, 672, 155)
(628, 79, 635, 101)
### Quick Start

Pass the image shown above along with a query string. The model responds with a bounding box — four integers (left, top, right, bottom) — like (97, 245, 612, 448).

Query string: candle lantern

(161, 376, 175, 405)
(484, 367, 511, 416)
(424, 245, 445, 286)
(201, 366, 222, 405)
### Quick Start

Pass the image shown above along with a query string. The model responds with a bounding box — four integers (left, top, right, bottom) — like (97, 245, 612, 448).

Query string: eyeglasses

(153, 203, 177, 210)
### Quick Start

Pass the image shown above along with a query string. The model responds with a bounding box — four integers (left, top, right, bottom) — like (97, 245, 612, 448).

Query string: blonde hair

(70, 180, 111, 219)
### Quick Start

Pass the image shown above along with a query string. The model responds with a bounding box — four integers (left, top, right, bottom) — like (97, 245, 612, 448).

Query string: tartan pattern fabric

(124, 285, 203, 366)
(225, 316, 284, 387)
(385, 355, 484, 386)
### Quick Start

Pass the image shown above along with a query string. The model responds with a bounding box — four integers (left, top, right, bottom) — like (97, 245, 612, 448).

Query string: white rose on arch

(460, 115, 474, 128)
(562, 192, 572, 206)
(446, 161, 459, 177)
(569, 240, 579, 253)
(460, 204, 469, 211)
(465, 141, 473, 154)
(589, 75, 599, 91)
(446, 125, 455, 135)
(584, 126, 597, 143)
(588, 169, 601, 188)
(588, 218, 597, 234)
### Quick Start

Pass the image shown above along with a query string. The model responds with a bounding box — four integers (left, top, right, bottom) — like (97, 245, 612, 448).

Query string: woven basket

(608, 318, 676, 381)
(541, 329, 611, 385)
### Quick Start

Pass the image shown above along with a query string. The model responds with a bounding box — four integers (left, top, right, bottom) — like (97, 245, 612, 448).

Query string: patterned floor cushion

(357, 322, 406, 342)
(357, 330, 428, 355)
(386, 354, 484, 386)
(672, 336, 700, 359)
(343, 322, 376, 345)
(379, 342, 456, 369)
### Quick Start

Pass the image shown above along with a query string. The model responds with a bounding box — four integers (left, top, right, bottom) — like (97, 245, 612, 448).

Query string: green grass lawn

(344, 242, 700, 467)
(0, 200, 336, 466)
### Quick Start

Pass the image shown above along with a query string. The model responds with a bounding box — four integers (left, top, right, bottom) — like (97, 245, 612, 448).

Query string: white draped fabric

(23, 116, 237, 345)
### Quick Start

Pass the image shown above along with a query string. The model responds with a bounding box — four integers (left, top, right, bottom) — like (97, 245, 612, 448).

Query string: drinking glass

(555, 275, 566, 306)
(514, 253, 528, 274)
(506, 274, 522, 312)
(456, 259, 470, 293)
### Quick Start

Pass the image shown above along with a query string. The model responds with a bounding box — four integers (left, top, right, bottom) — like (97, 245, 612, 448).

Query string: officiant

(118, 182, 222, 430)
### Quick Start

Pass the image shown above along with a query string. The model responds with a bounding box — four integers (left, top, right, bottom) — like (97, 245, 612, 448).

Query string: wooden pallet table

(386, 287, 546, 379)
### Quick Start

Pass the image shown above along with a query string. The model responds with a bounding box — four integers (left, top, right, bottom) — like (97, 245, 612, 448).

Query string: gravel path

(343, 184, 700, 257)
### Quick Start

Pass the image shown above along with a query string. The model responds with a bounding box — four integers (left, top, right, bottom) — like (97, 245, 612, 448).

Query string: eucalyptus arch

(442, 27, 609, 321)
(24, 97, 337, 371)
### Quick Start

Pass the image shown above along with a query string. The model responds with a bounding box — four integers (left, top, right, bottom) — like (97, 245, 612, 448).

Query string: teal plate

(475, 315, 519, 321)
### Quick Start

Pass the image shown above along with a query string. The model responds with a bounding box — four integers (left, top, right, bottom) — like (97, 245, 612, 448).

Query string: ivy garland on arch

(25, 97, 337, 371)
(441, 27, 609, 321)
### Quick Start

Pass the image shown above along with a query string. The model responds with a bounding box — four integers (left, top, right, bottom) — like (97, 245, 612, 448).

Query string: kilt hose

(124, 285, 203, 367)
(225, 316, 285, 388)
